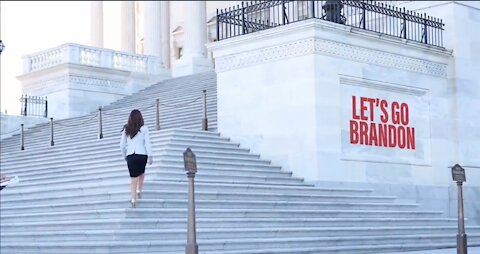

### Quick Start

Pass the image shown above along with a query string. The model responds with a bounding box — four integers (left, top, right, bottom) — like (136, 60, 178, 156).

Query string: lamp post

(0, 40, 5, 55)
(202, 90, 208, 131)
(183, 148, 198, 254)
(451, 163, 467, 254)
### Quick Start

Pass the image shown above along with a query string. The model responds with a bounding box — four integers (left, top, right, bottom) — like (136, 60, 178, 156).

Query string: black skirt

(126, 153, 148, 177)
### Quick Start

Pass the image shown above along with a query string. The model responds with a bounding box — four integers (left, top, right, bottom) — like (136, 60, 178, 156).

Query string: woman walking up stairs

(120, 109, 153, 208)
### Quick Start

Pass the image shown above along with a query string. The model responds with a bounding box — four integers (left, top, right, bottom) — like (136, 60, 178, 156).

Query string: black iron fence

(20, 95, 48, 118)
(217, 0, 444, 47)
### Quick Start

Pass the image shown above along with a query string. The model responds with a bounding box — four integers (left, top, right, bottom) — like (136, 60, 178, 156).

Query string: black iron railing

(217, 0, 444, 47)
(20, 95, 48, 118)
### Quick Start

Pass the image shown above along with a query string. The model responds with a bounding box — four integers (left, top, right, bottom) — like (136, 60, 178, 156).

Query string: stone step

(1, 159, 283, 181)
(0, 174, 308, 194)
(201, 242, 480, 254)
(165, 142, 248, 154)
(0, 217, 462, 232)
(1, 151, 273, 173)
(108, 78, 216, 103)
(1, 119, 220, 148)
(3, 170, 302, 190)
(73, 114, 218, 136)
(2, 111, 217, 135)
(103, 79, 216, 105)
(0, 136, 240, 164)
(82, 89, 217, 110)
(112, 85, 216, 100)
(0, 189, 397, 206)
(105, 101, 217, 118)
(23, 105, 218, 138)
(157, 159, 282, 171)
(110, 92, 217, 108)
(1, 181, 370, 201)
(112, 87, 217, 107)
(2, 234, 479, 253)
(4, 128, 222, 143)
(3, 116, 217, 143)
(113, 86, 216, 104)
(0, 198, 420, 215)
(103, 96, 218, 115)
(9, 120, 217, 146)
(2, 165, 290, 186)
(36, 149, 265, 166)
(0, 145, 259, 167)
(8, 123, 219, 150)
(3, 227, 480, 242)
(0, 130, 231, 159)
(0, 208, 444, 224)
(105, 100, 217, 117)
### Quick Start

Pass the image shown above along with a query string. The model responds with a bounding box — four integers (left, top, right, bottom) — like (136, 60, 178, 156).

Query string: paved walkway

(385, 247, 480, 254)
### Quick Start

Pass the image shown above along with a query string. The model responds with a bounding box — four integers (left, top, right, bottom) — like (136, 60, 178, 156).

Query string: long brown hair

(123, 109, 144, 138)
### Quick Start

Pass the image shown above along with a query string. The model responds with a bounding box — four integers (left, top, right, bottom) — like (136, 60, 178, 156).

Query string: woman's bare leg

(138, 173, 145, 195)
(130, 177, 138, 206)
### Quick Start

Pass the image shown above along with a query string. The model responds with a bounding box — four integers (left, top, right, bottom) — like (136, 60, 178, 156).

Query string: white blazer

(120, 125, 153, 158)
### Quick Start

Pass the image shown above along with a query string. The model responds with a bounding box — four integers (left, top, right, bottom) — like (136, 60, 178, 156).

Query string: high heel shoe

(130, 199, 137, 208)
(136, 190, 142, 199)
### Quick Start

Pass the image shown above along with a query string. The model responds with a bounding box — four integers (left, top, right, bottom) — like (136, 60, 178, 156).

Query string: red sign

(350, 96, 415, 150)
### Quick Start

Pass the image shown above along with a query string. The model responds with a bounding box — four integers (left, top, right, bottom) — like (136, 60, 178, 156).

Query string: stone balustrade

(22, 43, 162, 75)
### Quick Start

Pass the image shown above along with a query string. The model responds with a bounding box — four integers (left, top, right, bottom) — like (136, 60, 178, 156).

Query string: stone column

(143, 1, 170, 80)
(144, 1, 163, 61)
(90, 1, 103, 48)
(174, 1, 213, 77)
(161, 1, 171, 69)
(121, 1, 136, 53)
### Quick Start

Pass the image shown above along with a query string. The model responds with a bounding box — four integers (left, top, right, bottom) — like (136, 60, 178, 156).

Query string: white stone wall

(216, 53, 318, 181)
(397, 1, 480, 183)
(314, 49, 451, 186)
(209, 18, 479, 188)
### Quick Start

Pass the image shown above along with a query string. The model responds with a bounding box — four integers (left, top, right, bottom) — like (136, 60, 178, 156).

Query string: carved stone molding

(215, 38, 447, 77)
(70, 76, 125, 90)
(314, 39, 447, 77)
(215, 39, 315, 72)
(23, 76, 69, 95)
(23, 75, 126, 95)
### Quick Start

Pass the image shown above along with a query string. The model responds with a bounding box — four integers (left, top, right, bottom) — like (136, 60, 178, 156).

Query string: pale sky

(0, 1, 122, 115)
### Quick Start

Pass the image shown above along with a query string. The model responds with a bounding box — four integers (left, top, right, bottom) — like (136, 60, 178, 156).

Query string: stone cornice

(215, 37, 448, 77)
(339, 75, 429, 96)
